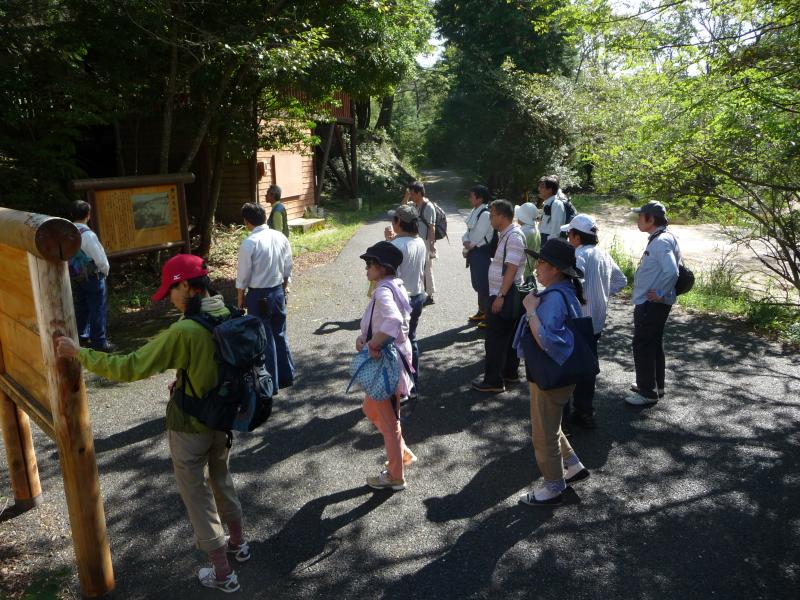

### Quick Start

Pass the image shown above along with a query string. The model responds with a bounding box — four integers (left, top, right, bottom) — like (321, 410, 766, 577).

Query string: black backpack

(563, 196, 577, 225)
(174, 308, 274, 432)
(649, 231, 695, 295)
(422, 200, 448, 241)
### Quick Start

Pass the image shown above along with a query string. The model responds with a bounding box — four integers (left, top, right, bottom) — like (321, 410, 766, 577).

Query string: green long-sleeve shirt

(78, 306, 230, 433)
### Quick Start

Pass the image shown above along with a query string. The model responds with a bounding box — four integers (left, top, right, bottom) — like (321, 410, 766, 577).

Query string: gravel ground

(1, 170, 799, 599)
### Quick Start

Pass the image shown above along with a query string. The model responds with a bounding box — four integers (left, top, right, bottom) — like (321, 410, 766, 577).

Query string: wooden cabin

(216, 90, 355, 223)
(79, 90, 355, 227)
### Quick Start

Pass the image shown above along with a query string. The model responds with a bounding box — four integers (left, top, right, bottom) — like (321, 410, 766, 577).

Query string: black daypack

(422, 200, 448, 241)
(649, 230, 695, 295)
(174, 308, 274, 432)
(563, 196, 577, 225)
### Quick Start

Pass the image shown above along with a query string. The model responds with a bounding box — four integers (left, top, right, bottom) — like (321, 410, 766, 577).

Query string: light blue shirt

(576, 244, 627, 334)
(632, 227, 681, 305)
(513, 281, 583, 366)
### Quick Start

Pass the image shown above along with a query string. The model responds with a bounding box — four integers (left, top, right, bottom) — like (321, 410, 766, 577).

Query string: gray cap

(388, 203, 419, 223)
(631, 201, 667, 220)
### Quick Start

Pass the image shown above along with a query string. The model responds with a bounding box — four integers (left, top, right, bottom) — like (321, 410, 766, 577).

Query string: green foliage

(425, 0, 577, 199)
(607, 236, 635, 289)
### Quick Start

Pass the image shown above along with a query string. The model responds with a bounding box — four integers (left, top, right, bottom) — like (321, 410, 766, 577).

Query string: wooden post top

(71, 173, 196, 191)
(0, 208, 81, 262)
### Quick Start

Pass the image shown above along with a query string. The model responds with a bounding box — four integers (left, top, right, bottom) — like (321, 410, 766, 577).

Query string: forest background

(1, 0, 798, 327)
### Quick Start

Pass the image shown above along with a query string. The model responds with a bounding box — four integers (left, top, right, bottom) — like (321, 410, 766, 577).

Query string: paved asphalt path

(2, 170, 799, 599)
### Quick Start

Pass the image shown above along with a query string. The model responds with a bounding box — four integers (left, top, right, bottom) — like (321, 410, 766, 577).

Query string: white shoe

(198, 567, 240, 593)
(519, 485, 563, 506)
(564, 462, 590, 484)
(625, 392, 658, 406)
(631, 383, 665, 398)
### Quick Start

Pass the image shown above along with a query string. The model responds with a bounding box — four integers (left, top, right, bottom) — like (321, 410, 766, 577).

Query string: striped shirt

(575, 244, 628, 334)
(488, 224, 526, 296)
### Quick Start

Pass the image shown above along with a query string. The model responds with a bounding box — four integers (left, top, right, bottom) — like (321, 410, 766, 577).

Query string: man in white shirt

(471, 200, 527, 393)
(385, 204, 427, 399)
(69, 200, 113, 351)
(408, 181, 437, 305)
(561, 214, 627, 428)
(538, 175, 565, 244)
(462, 185, 493, 327)
(237, 202, 295, 389)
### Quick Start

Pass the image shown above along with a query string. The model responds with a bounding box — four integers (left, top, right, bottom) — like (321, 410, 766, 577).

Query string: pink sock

(228, 519, 244, 547)
(208, 546, 231, 579)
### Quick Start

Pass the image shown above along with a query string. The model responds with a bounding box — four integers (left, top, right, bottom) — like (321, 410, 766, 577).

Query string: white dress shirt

(540, 195, 565, 237)
(236, 225, 293, 290)
(76, 223, 110, 276)
(462, 204, 493, 247)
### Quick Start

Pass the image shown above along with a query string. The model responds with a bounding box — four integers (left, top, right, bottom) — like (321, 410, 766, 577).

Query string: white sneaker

(625, 392, 658, 406)
(367, 470, 406, 491)
(630, 383, 665, 398)
(224, 536, 251, 563)
(198, 567, 240, 593)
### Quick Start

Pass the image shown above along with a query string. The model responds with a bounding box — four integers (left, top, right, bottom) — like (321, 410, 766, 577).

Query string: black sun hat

(526, 237, 584, 279)
(360, 241, 403, 271)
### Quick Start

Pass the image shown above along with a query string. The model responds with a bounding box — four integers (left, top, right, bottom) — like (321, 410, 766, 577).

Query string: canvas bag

(519, 288, 599, 390)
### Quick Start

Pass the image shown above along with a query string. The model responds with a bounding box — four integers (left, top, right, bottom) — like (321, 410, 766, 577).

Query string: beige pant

(168, 430, 242, 552)
(529, 383, 576, 481)
(424, 240, 436, 296)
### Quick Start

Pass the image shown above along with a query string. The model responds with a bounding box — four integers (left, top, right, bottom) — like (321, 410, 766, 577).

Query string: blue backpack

(174, 308, 274, 432)
(68, 225, 98, 280)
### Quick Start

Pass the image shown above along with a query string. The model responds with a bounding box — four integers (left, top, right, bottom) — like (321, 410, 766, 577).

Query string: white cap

(560, 214, 598, 234)
(514, 202, 538, 225)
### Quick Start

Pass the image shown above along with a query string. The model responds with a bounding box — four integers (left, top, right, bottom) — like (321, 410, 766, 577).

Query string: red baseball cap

(151, 254, 209, 302)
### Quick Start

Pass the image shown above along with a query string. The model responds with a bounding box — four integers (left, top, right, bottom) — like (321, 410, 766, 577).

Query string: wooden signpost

(72, 173, 194, 258)
(0, 207, 114, 598)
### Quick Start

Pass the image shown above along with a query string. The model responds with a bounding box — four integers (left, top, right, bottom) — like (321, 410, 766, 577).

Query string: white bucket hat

(514, 202, 538, 225)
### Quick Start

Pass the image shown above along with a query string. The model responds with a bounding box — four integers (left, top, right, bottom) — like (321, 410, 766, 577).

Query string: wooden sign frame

(0, 207, 114, 598)
(72, 173, 194, 258)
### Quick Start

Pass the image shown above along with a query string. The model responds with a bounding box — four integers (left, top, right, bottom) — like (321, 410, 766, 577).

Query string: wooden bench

(288, 217, 326, 234)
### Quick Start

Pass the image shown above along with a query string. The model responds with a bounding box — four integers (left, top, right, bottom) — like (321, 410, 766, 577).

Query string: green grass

(607, 235, 636, 290)
(570, 193, 632, 213)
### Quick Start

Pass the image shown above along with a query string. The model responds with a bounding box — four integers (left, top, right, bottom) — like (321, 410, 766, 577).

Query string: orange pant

(362, 395, 412, 480)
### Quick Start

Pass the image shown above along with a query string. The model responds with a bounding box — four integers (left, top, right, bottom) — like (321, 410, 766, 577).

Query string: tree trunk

(159, 20, 178, 174)
(354, 99, 371, 130)
(112, 119, 125, 176)
(197, 123, 229, 258)
(374, 95, 394, 130)
(178, 60, 238, 173)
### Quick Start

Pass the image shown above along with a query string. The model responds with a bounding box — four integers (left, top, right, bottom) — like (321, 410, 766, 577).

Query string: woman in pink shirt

(356, 241, 416, 490)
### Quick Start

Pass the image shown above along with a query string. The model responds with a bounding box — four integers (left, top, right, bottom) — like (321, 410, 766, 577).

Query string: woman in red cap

(56, 254, 248, 593)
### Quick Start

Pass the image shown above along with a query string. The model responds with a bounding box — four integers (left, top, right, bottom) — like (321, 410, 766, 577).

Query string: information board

(72, 174, 194, 258)
(95, 184, 182, 254)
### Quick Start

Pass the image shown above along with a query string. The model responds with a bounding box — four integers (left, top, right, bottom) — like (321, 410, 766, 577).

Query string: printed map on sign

(94, 184, 182, 255)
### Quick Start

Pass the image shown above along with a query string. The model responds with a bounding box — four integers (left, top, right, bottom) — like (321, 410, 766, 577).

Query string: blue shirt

(632, 227, 681, 305)
(513, 281, 583, 366)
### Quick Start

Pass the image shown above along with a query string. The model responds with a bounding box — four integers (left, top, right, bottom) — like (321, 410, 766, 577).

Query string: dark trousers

(540, 233, 549, 245)
(246, 285, 295, 389)
(632, 302, 672, 397)
(408, 293, 425, 395)
(565, 333, 602, 417)
(74, 275, 108, 349)
(483, 297, 520, 385)
(468, 246, 491, 314)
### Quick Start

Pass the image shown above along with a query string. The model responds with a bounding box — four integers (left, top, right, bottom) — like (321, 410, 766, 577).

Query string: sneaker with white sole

(367, 470, 406, 491)
(519, 486, 564, 506)
(625, 391, 659, 406)
(198, 567, 240, 593)
(630, 383, 665, 398)
(564, 463, 590, 484)
(224, 536, 251, 563)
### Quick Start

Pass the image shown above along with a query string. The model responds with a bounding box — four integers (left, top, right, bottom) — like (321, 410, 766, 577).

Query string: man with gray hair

(626, 201, 681, 407)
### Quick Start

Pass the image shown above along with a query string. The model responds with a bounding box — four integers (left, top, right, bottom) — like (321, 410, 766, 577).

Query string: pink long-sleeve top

(360, 278, 413, 397)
